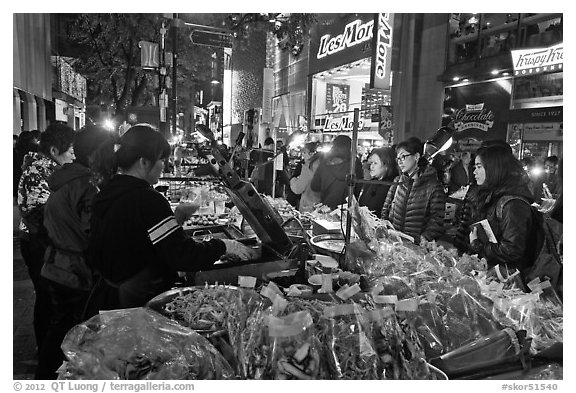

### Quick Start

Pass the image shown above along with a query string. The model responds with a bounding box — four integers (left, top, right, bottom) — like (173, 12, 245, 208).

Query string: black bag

(496, 196, 563, 296)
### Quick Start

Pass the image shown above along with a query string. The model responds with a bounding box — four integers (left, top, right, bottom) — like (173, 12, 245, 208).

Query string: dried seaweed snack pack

(321, 303, 380, 380)
(60, 308, 235, 380)
(268, 311, 320, 380)
(364, 308, 432, 380)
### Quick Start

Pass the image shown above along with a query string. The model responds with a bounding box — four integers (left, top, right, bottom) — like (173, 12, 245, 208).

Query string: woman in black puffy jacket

(381, 138, 446, 244)
(468, 145, 541, 275)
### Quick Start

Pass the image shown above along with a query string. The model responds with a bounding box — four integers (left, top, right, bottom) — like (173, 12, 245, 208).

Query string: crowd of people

(13, 123, 562, 379)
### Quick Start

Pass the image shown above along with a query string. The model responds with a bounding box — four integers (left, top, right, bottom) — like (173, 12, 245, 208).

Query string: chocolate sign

(453, 103, 495, 132)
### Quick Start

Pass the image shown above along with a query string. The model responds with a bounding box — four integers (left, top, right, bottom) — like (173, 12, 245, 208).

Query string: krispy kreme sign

(511, 43, 563, 76)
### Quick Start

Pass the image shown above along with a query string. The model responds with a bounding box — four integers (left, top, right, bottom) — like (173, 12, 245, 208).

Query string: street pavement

(13, 233, 37, 380)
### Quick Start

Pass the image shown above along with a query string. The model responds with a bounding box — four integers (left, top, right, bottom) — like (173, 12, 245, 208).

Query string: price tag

(395, 298, 419, 312)
(336, 283, 361, 300)
(238, 276, 257, 288)
(373, 295, 398, 304)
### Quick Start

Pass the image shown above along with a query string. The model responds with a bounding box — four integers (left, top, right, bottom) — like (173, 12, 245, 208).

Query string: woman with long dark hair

(85, 125, 257, 316)
(381, 137, 446, 243)
(358, 147, 398, 218)
(468, 145, 541, 277)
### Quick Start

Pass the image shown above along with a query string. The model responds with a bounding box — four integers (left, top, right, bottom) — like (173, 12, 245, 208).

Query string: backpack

(496, 195, 563, 297)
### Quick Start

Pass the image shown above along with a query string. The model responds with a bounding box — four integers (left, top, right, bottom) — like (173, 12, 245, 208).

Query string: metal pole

(159, 22, 168, 139)
(171, 13, 178, 138)
(345, 108, 360, 245)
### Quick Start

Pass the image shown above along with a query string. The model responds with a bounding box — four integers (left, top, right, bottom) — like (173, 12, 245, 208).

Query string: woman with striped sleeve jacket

(84, 125, 257, 317)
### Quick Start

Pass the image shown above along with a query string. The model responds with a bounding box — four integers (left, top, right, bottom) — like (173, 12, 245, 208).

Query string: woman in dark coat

(310, 135, 363, 210)
(358, 147, 398, 218)
(468, 145, 541, 277)
(381, 138, 446, 244)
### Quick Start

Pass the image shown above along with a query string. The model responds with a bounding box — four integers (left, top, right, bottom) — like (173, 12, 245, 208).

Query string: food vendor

(84, 125, 259, 317)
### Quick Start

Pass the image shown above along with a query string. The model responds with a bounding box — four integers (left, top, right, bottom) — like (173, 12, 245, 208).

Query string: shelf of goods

(57, 200, 561, 381)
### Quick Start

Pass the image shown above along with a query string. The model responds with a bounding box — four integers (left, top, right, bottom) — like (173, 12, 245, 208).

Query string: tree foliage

(66, 13, 317, 117)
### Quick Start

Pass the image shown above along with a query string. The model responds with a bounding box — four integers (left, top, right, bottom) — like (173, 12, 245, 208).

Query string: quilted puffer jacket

(381, 166, 446, 243)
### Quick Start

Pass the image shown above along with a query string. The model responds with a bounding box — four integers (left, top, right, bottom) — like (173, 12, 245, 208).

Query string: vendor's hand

(174, 202, 200, 225)
(469, 226, 478, 243)
(221, 239, 261, 261)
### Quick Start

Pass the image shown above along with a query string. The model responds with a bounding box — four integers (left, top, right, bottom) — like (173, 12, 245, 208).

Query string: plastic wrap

(364, 308, 432, 380)
(59, 308, 234, 380)
(525, 363, 563, 380)
(429, 328, 531, 379)
(226, 288, 269, 378)
(268, 311, 320, 380)
(319, 303, 380, 379)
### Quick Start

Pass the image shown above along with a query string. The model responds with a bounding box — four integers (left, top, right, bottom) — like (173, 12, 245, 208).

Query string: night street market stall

(56, 126, 562, 381)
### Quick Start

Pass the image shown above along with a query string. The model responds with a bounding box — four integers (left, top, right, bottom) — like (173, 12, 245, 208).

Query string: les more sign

(511, 43, 563, 76)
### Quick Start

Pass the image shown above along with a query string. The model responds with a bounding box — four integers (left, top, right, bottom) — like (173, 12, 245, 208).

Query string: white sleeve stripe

(151, 224, 180, 245)
(148, 217, 179, 243)
(148, 216, 173, 234)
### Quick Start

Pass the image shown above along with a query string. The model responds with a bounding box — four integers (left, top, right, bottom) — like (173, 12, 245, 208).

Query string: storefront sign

(323, 114, 365, 132)
(325, 83, 350, 113)
(444, 80, 511, 141)
(453, 103, 495, 132)
(511, 43, 563, 76)
(309, 14, 374, 75)
(508, 107, 562, 123)
(317, 18, 374, 59)
(370, 13, 394, 90)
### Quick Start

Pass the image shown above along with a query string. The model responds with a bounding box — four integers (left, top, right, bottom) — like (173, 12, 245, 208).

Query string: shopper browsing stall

(17, 124, 76, 357)
(358, 147, 398, 218)
(310, 135, 363, 210)
(381, 137, 446, 243)
(37, 125, 113, 379)
(468, 145, 541, 276)
(84, 125, 258, 316)
(289, 142, 321, 212)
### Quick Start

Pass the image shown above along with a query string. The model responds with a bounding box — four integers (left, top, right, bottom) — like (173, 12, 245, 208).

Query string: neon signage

(317, 19, 374, 59)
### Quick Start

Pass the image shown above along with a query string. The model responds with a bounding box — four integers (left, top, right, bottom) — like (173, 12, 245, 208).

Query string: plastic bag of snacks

(364, 307, 432, 380)
(268, 311, 320, 380)
(319, 303, 380, 379)
(59, 308, 234, 380)
(227, 288, 272, 379)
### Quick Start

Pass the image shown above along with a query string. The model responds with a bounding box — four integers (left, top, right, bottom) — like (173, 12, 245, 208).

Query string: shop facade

(441, 13, 562, 158)
(307, 14, 395, 153)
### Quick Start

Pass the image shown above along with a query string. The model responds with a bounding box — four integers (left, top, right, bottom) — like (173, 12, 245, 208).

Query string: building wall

(231, 29, 267, 125)
(392, 14, 448, 144)
(13, 13, 53, 133)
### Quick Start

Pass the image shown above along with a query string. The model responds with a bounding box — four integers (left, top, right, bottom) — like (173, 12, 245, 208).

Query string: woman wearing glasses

(381, 137, 446, 243)
(358, 147, 398, 218)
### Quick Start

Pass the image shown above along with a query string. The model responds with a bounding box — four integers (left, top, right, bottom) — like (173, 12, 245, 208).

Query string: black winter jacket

(469, 184, 541, 273)
(86, 175, 226, 313)
(310, 155, 363, 210)
(358, 176, 395, 218)
(381, 166, 446, 243)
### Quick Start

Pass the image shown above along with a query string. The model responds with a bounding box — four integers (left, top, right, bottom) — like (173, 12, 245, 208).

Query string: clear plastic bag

(319, 303, 380, 379)
(59, 308, 234, 380)
(364, 308, 432, 380)
(268, 311, 321, 380)
(226, 288, 271, 379)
